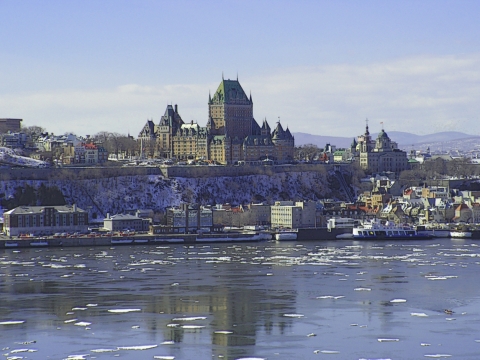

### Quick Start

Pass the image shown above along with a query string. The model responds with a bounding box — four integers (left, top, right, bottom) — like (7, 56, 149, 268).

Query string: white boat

(353, 220, 432, 240)
(450, 231, 472, 238)
(275, 230, 298, 241)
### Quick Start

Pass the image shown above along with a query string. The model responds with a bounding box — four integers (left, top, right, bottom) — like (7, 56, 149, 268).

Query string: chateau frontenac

(138, 77, 295, 164)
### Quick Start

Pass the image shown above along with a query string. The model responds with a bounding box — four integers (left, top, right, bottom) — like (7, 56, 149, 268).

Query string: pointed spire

(222, 71, 224, 80)
(208, 90, 212, 104)
(236, 72, 238, 81)
(249, 90, 252, 102)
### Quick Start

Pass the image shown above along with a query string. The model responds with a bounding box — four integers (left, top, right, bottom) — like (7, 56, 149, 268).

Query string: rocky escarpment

(0, 170, 351, 219)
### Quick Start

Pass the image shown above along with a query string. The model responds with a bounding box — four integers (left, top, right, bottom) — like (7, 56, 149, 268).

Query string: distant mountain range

(293, 131, 480, 151)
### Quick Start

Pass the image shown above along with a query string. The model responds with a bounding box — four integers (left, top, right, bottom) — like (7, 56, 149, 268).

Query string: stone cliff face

(0, 170, 348, 219)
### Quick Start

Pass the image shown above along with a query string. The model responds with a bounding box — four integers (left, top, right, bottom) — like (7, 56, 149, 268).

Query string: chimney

(174, 104, 178, 113)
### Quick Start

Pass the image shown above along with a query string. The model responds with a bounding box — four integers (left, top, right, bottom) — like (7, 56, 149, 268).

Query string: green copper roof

(211, 79, 250, 105)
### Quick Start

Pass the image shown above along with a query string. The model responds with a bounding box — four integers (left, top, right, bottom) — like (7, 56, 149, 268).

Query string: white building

(103, 213, 150, 232)
(270, 201, 316, 229)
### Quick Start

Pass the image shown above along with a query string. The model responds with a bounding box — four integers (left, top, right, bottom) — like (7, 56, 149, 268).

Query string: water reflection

(1, 240, 480, 359)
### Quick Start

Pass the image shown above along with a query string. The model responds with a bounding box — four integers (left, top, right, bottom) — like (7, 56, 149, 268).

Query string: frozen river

(2, 238, 480, 359)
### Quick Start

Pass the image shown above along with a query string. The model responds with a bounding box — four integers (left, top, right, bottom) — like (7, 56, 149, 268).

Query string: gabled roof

(138, 120, 156, 138)
(272, 122, 285, 140)
(211, 79, 251, 105)
(159, 105, 183, 128)
(106, 214, 143, 221)
(251, 119, 261, 135)
(4, 205, 85, 215)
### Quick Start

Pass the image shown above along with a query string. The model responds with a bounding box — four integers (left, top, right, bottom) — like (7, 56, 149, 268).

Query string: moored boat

(275, 230, 298, 241)
(416, 224, 450, 238)
(450, 231, 472, 238)
(353, 220, 432, 240)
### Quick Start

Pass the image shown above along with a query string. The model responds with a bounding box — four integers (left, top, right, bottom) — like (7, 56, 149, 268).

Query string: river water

(1, 239, 480, 360)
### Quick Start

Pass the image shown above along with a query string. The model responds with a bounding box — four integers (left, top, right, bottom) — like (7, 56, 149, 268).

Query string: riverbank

(0, 228, 356, 249)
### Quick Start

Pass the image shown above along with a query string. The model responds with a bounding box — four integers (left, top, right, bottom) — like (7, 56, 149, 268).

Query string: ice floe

(181, 325, 205, 329)
(74, 322, 91, 326)
(108, 309, 141, 314)
(378, 338, 399, 342)
(90, 348, 118, 353)
(214, 331, 233, 334)
(424, 355, 452, 358)
(0, 321, 25, 325)
(320, 350, 339, 354)
(283, 313, 305, 318)
(10, 349, 37, 353)
(390, 299, 407, 303)
(354, 288, 372, 291)
(117, 345, 158, 350)
(172, 316, 206, 321)
(153, 357, 175, 360)
(411, 313, 428, 317)
(316, 295, 344, 299)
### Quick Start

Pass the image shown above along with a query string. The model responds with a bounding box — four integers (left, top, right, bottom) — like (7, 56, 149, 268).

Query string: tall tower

(208, 77, 253, 138)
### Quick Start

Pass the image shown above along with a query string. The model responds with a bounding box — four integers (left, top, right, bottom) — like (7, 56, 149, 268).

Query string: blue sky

(1, 0, 479, 137)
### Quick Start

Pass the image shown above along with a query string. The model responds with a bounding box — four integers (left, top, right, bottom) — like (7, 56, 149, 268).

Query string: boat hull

(450, 231, 472, 238)
(353, 234, 433, 240)
(275, 232, 298, 241)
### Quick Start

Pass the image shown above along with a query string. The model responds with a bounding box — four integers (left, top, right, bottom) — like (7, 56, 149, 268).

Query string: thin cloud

(1, 54, 479, 137)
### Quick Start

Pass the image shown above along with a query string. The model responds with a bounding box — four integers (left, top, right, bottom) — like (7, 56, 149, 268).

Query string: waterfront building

(270, 201, 316, 229)
(3, 204, 88, 236)
(166, 204, 213, 232)
(103, 213, 150, 232)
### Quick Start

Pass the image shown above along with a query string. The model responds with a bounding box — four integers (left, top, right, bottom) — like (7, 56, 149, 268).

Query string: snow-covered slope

(0, 147, 49, 168)
(0, 170, 342, 218)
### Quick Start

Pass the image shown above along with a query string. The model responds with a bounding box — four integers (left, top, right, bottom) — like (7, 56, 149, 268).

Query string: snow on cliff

(0, 170, 337, 218)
